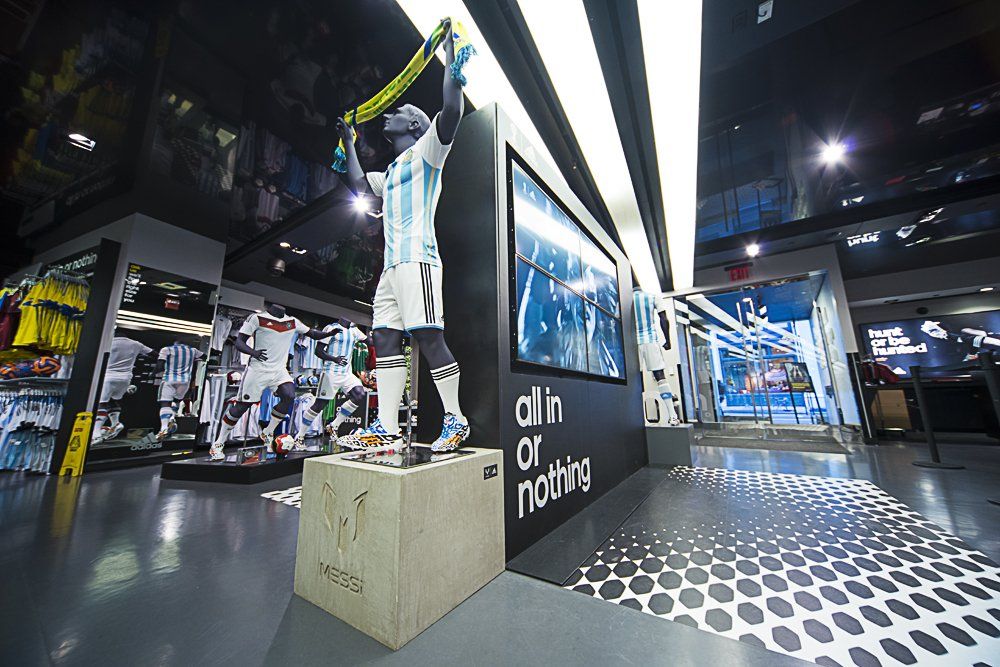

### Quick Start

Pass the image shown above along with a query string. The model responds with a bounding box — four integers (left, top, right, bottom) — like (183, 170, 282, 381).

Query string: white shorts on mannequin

(373, 262, 444, 332)
(638, 342, 666, 373)
(317, 370, 362, 400)
(158, 381, 190, 403)
(237, 367, 294, 403)
(100, 375, 131, 403)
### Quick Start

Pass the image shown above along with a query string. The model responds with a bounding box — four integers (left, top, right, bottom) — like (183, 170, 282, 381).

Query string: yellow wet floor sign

(60, 411, 92, 476)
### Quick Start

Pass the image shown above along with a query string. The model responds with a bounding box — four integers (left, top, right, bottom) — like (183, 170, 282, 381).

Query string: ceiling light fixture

(820, 142, 847, 164)
(353, 196, 369, 213)
(517, 0, 662, 292)
(746, 243, 760, 258)
(980, 287, 994, 292)
(67, 133, 96, 151)
(279, 241, 291, 248)
(292, 247, 308, 255)
(392, 0, 556, 170)
(637, 0, 702, 290)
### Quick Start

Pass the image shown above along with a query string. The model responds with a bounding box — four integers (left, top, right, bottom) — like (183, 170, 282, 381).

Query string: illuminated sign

(846, 232, 880, 247)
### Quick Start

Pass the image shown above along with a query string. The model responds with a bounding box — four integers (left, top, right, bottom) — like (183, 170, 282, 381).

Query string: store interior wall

(845, 257, 999, 308)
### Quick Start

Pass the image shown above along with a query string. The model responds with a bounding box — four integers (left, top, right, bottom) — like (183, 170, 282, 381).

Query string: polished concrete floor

(1, 440, 998, 665)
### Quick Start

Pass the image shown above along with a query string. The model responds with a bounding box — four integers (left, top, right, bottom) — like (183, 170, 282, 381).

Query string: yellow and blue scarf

(331, 18, 476, 172)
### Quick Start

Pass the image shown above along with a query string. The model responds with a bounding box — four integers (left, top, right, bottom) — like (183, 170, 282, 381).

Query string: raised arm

(436, 19, 464, 145)
(335, 117, 371, 196)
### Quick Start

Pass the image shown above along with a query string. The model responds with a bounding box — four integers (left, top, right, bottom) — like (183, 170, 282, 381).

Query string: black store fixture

(51, 238, 122, 474)
(415, 105, 645, 560)
(980, 351, 1000, 506)
(909, 365, 965, 470)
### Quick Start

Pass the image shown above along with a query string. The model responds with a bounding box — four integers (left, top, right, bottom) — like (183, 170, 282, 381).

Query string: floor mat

(565, 466, 1000, 667)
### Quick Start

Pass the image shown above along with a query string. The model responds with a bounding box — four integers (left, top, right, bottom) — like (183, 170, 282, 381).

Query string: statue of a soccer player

(336, 21, 469, 451)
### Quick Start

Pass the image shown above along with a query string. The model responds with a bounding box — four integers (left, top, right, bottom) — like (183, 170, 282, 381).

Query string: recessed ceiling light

(820, 142, 846, 164)
(279, 241, 291, 248)
(981, 287, 994, 292)
(746, 243, 760, 258)
(353, 196, 369, 213)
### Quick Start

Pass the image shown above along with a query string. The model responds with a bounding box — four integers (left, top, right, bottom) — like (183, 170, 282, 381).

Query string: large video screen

(511, 159, 625, 379)
(860, 309, 1000, 377)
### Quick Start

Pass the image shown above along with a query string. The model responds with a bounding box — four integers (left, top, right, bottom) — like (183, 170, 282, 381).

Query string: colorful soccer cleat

(209, 442, 225, 462)
(340, 418, 402, 449)
(431, 413, 470, 452)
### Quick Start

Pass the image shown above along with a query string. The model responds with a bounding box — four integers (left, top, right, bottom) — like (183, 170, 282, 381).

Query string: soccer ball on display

(273, 433, 295, 455)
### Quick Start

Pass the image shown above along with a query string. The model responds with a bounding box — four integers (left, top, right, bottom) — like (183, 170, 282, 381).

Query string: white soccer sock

(215, 411, 239, 445)
(431, 362, 464, 421)
(108, 410, 121, 427)
(264, 410, 287, 436)
(657, 379, 678, 421)
(376, 355, 407, 435)
(159, 407, 174, 430)
(93, 409, 108, 435)
(331, 400, 357, 428)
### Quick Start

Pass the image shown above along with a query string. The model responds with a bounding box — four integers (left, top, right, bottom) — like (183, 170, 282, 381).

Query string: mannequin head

(382, 104, 430, 143)
(264, 302, 286, 317)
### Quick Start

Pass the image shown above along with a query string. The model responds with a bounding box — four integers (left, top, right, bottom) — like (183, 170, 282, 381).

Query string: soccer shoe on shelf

(340, 419, 402, 449)
(292, 432, 309, 451)
(431, 413, 470, 452)
(209, 443, 225, 462)
(167, 417, 178, 435)
(155, 428, 170, 442)
(105, 423, 125, 441)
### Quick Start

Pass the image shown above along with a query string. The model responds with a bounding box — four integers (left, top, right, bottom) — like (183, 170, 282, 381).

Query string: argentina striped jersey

(159, 343, 203, 383)
(633, 290, 664, 345)
(321, 324, 366, 376)
(366, 113, 452, 270)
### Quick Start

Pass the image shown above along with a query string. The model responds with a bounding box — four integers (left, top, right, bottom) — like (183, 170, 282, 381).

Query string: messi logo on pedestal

(515, 386, 591, 518)
(319, 483, 366, 595)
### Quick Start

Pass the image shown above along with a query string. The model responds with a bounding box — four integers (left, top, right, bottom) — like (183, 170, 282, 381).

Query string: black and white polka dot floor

(565, 467, 1000, 667)
(261, 485, 302, 508)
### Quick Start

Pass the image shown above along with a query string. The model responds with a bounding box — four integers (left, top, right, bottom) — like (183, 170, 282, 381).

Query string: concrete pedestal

(646, 424, 694, 467)
(293, 447, 505, 650)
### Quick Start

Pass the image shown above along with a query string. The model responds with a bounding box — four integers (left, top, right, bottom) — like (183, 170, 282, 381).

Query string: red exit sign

(724, 262, 753, 282)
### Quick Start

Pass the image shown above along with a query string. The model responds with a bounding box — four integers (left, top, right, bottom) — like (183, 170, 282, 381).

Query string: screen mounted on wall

(509, 156, 625, 380)
(859, 309, 1000, 377)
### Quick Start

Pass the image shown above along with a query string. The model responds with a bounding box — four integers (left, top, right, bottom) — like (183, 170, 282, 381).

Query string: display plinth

(293, 447, 504, 650)
(160, 450, 323, 484)
(646, 424, 694, 467)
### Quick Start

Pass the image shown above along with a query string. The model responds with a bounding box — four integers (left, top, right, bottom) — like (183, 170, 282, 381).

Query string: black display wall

(416, 105, 645, 559)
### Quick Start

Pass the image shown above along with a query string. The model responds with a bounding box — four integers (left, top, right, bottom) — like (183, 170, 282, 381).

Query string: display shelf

(160, 450, 323, 484)
(0, 376, 69, 385)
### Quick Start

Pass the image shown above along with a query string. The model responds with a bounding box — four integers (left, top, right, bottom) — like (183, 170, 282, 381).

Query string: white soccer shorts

(236, 366, 294, 403)
(100, 376, 131, 403)
(317, 370, 362, 400)
(638, 342, 666, 373)
(373, 262, 444, 332)
(158, 381, 190, 403)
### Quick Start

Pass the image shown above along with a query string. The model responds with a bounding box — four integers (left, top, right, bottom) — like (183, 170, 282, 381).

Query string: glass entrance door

(676, 273, 850, 430)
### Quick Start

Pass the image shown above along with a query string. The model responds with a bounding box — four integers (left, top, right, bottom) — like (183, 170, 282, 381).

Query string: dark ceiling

(694, 0, 1000, 273)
